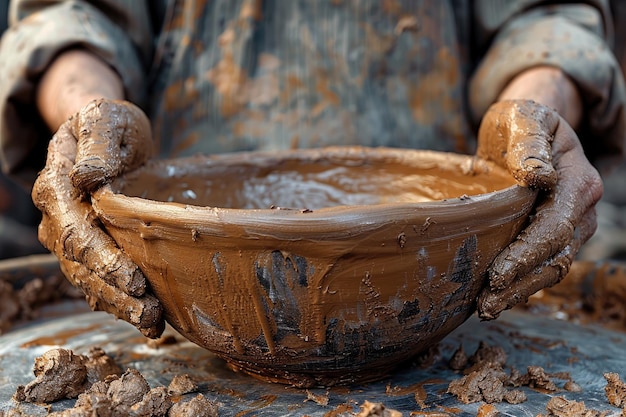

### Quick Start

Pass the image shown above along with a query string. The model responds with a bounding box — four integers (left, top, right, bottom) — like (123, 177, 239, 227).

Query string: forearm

(497, 66, 582, 130)
(36, 49, 125, 132)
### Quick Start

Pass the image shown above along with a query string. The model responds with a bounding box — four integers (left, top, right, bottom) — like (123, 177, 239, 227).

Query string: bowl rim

(91, 147, 538, 237)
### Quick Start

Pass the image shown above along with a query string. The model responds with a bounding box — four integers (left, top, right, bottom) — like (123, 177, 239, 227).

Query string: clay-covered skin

(476, 99, 603, 319)
(31, 99, 164, 338)
(92, 147, 536, 386)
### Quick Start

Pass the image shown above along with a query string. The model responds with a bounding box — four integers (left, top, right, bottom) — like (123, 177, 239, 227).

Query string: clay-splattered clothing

(0, 0, 624, 185)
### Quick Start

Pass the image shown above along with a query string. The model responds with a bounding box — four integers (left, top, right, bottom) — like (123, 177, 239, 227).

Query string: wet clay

(31, 99, 164, 339)
(476, 403, 500, 417)
(113, 147, 517, 209)
(14, 347, 214, 417)
(91, 146, 536, 386)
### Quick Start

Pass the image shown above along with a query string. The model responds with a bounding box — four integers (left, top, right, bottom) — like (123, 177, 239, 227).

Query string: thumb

(477, 100, 558, 190)
(69, 99, 153, 193)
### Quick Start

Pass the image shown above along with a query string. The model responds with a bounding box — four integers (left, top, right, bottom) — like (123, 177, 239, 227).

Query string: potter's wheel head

(91, 146, 537, 387)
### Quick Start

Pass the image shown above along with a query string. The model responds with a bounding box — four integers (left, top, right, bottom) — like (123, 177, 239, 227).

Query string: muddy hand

(475, 99, 603, 320)
(32, 99, 164, 338)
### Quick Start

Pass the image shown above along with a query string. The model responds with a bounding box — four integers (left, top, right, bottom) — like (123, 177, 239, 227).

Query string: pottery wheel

(0, 307, 624, 416)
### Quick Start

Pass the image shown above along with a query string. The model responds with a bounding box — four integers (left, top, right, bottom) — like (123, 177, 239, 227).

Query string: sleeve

(469, 0, 626, 175)
(0, 0, 153, 187)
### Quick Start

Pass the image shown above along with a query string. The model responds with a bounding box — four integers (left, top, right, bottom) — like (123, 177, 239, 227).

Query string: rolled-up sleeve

(470, 0, 626, 174)
(0, 0, 152, 186)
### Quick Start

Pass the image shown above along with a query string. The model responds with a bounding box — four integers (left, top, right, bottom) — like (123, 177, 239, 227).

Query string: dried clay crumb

(604, 373, 626, 408)
(13, 347, 214, 417)
(476, 403, 500, 417)
(536, 396, 608, 417)
(446, 342, 581, 405)
(446, 342, 524, 405)
(0, 275, 83, 334)
(168, 394, 219, 417)
(305, 389, 330, 406)
(167, 374, 198, 396)
(356, 400, 403, 417)
(448, 344, 468, 371)
(13, 347, 121, 403)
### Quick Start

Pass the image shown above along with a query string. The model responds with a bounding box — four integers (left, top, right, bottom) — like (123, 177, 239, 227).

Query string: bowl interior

(111, 147, 516, 209)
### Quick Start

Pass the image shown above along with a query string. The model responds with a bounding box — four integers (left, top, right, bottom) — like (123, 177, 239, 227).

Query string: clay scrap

(13, 347, 121, 403)
(604, 372, 626, 409)
(536, 396, 609, 417)
(12, 347, 216, 417)
(446, 341, 581, 405)
(356, 400, 402, 417)
(447, 342, 626, 416)
(0, 274, 83, 334)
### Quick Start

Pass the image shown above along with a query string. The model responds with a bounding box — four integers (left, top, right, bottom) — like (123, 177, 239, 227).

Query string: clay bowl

(91, 146, 537, 387)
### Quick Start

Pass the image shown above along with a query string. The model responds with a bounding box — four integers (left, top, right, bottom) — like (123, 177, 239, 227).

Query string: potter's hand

(32, 99, 165, 338)
(476, 99, 603, 320)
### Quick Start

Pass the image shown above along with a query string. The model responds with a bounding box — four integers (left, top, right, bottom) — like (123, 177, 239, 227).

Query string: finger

(478, 208, 597, 320)
(488, 204, 575, 291)
(69, 99, 153, 193)
(60, 258, 164, 339)
(33, 122, 146, 297)
(477, 100, 558, 190)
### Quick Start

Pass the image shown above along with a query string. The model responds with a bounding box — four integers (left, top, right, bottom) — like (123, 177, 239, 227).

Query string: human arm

(468, 1, 626, 318)
(0, 0, 153, 185)
(0, 1, 164, 336)
(33, 49, 164, 337)
(36, 49, 125, 132)
(475, 71, 603, 318)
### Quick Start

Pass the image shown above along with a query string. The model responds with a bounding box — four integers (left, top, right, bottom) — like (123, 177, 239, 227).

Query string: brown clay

(167, 374, 198, 396)
(13, 347, 121, 404)
(604, 373, 626, 408)
(0, 258, 84, 334)
(168, 394, 219, 417)
(14, 347, 213, 417)
(477, 100, 602, 321)
(31, 99, 164, 339)
(476, 403, 500, 417)
(521, 261, 626, 333)
(536, 396, 605, 417)
(356, 400, 402, 417)
(444, 341, 592, 406)
(91, 146, 536, 386)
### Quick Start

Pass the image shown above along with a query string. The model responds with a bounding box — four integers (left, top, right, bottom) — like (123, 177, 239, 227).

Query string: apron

(147, 0, 474, 158)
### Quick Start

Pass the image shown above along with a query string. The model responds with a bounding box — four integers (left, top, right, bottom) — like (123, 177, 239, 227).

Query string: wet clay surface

(91, 147, 535, 386)
(114, 147, 516, 209)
